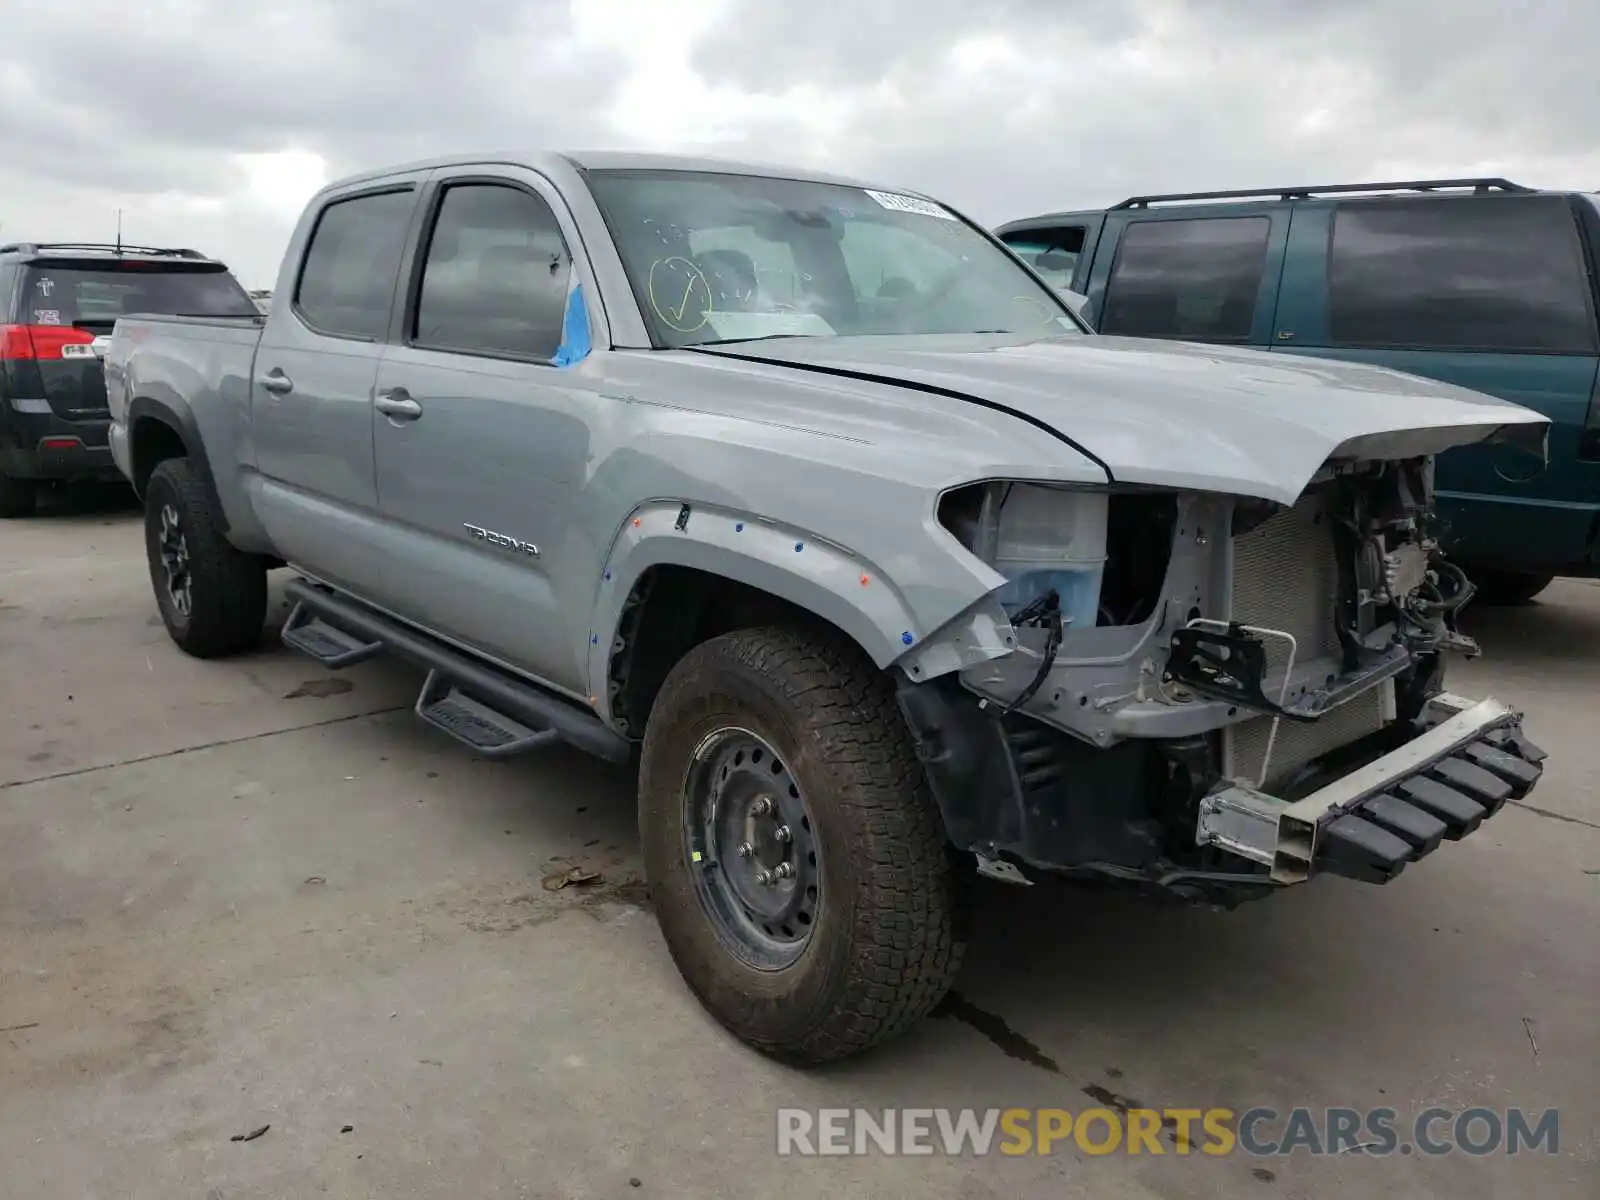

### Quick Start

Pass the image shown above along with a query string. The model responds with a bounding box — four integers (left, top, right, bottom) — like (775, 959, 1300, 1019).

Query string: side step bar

(280, 578, 631, 763)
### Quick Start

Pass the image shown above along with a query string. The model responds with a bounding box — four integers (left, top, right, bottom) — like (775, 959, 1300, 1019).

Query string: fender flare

(584, 501, 929, 717)
(125, 394, 226, 530)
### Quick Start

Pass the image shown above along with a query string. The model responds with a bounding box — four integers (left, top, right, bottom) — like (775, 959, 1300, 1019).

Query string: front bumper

(1196, 692, 1545, 886)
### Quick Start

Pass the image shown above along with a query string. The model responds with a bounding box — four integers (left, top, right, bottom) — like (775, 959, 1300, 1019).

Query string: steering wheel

(903, 261, 967, 318)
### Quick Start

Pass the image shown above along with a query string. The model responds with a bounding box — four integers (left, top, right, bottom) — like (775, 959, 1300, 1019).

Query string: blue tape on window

(552, 281, 592, 368)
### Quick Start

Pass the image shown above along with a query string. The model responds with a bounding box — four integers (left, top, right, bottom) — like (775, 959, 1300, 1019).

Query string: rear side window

(1101, 216, 1270, 341)
(16, 263, 257, 327)
(413, 183, 572, 360)
(1328, 197, 1598, 353)
(295, 188, 416, 340)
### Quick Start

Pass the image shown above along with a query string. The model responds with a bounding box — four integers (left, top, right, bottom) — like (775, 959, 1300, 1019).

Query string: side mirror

(1059, 289, 1091, 320)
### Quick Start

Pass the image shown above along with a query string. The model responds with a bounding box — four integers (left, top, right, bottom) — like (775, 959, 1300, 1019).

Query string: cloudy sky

(1, 0, 1593, 289)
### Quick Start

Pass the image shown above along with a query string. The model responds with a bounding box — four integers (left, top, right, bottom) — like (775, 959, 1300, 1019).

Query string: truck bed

(103, 313, 269, 529)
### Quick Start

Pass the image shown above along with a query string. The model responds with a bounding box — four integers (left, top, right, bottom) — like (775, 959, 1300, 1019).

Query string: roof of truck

(321, 150, 904, 198)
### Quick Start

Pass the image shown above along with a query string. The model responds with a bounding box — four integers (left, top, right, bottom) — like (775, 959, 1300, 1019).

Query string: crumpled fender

(583, 499, 1016, 718)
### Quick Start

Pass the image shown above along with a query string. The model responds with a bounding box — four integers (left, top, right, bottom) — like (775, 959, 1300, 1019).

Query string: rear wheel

(639, 625, 964, 1064)
(0, 472, 37, 519)
(143, 457, 268, 657)
(1469, 568, 1556, 607)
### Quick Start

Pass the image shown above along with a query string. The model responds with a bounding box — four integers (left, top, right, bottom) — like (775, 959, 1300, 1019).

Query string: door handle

(374, 387, 423, 421)
(257, 369, 293, 395)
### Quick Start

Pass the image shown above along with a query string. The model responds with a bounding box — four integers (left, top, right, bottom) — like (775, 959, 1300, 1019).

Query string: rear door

(368, 168, 599, 694)
(6, 256, 257, 424)
(250, 177, 425, 599)
(1080, 206, 1289, 347)
(1270, 194, 1600, 573)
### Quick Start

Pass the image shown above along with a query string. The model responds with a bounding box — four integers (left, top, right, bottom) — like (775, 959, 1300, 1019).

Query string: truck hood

(693, 333, 1550, 505)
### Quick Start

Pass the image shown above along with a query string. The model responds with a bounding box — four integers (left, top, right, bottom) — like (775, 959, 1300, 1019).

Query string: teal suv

(997, 179, 1600, 603)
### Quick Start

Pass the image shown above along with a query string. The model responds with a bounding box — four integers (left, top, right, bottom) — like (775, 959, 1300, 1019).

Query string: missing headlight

(938, 483, 1178, 629)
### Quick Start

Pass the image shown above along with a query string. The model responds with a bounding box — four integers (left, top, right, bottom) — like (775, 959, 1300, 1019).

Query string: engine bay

(902, 455, 1493, 901)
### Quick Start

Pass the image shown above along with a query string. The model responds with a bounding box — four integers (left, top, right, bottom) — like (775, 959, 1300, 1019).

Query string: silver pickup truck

(105, 151, 1550, 1064)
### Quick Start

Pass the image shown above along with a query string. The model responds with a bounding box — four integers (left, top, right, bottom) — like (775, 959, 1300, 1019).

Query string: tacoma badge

(462, 522, 539, 557)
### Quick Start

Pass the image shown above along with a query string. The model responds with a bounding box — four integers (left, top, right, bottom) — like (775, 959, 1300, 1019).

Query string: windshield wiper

(691, 334, 806, 346)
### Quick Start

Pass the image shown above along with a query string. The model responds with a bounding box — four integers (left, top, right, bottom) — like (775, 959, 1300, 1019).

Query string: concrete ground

(2, 488, 1596, 1200)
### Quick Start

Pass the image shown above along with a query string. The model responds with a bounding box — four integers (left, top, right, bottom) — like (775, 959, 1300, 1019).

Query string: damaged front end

(897, 456, 1547, 904)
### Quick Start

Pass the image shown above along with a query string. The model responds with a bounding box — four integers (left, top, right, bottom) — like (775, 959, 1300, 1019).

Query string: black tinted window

(18, 264, 256, 326)
(414, 184, 571, 360)
(295, 189, 415, 339)
(1329, 197, 1597, 353)
(1101, 217, 1269, 341)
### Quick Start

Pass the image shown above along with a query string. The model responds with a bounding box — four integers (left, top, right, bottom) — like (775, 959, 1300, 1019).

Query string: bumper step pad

(1361, 793, 1447, 856)
(1397, 776, 1487, 838)
(281, 603, 383, 668)
(414, 670, 558, 759)
(1316, 725, 1545, 884)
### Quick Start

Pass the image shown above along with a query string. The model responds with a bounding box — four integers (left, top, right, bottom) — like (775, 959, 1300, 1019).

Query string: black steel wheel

(683, 726, 822, 970)
(639, 625, 964, 1064)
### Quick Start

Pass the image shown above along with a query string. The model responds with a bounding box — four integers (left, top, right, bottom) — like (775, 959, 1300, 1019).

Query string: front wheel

(639, 626, 965, 1064)
(1468, 568, 1556, 607)
(143, 457, 268, 658)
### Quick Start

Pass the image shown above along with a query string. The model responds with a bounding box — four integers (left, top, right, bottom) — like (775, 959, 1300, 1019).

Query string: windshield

(19, 263, 258, 328)
(586, 169, 1083, 347)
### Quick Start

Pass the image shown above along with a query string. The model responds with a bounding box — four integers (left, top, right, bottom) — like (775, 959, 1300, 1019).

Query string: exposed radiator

(1222, 489, 1392, 788)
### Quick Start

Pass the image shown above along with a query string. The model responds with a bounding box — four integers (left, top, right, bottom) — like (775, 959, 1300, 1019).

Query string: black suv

(0, 242, 259, 517)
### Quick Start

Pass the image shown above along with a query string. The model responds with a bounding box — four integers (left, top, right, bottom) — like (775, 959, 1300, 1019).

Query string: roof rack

(0, 241, 208, 259)
(1111, 178, 1533, 210)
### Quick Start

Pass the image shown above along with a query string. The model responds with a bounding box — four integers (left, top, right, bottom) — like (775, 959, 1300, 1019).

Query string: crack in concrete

(0, 705, 409, 791)
(1508, 800, 1600, 832)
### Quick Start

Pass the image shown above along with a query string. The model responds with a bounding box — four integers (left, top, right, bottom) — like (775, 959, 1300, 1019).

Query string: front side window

(295, 188, 416, 340)
(1001, 225, 1086, 293)
(1100, 216, 1270, 342)
(585, 169, 1081, 347)
(1328, 197, 1597, 353)
(413, 183, 573, 360)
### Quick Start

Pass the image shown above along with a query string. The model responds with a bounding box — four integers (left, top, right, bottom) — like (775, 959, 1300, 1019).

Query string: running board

(279, 578, 631, 763)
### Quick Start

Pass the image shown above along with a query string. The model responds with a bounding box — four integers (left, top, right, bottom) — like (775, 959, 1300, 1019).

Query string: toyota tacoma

(104, 151, 1550, 1064)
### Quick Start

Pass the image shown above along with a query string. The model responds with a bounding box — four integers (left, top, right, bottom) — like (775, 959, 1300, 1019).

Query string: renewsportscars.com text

(776, 1106, 1560, 1158)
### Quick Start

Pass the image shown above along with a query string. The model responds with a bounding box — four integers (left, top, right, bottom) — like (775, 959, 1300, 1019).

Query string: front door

(251, 180, 423, 599)
(369, 171, 599, 695)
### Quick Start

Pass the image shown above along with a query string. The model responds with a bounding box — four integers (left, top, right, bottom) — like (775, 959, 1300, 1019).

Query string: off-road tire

(639, 625, 965, 1064)
(144, 457, 268, 658)
(0, 472, 37, 519)
(1469, 568, 1556, 607)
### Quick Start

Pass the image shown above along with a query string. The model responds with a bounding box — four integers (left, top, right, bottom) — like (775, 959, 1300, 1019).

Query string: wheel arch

(587, 502, 924, 734)
(126, 394, 227, 533)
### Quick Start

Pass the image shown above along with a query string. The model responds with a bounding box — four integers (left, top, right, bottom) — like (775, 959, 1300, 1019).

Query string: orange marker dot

(860, 574, 871, 586)
(632, 517, 642, 527)
(588, 696, 598, 705)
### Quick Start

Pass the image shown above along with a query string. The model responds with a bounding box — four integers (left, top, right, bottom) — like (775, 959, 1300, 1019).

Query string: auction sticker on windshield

(863, 190, 956, 220)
